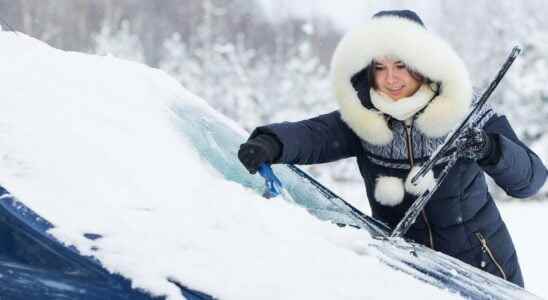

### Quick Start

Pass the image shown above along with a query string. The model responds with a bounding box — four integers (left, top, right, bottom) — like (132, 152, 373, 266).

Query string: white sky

(258, 0, 441, 30)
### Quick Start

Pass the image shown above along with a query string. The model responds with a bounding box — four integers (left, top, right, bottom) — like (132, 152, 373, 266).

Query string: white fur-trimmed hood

(331, 15, 473, 145)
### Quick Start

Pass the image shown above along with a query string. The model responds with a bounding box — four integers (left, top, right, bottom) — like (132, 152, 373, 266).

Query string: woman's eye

(395, 64, 406, 69)
(374, 65, 385, 71)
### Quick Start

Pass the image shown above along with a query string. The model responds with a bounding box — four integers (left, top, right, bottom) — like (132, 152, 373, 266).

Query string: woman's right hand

(238, 134, 282, 174)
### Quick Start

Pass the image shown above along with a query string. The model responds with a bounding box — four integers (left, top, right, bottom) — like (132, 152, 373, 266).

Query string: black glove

(238, 134, 282, 174)
(455, 127, 497, 163)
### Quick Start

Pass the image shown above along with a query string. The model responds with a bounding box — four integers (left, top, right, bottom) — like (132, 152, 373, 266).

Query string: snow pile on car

(0, 32, 463, 300)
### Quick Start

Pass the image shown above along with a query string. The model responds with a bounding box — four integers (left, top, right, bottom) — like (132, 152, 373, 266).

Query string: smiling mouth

(387, 87, 404, 93)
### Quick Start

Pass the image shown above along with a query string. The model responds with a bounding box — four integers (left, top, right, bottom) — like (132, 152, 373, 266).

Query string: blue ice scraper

(258, 163, 283, 198)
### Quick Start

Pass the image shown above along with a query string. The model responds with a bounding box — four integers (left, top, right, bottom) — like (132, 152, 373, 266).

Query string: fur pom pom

(405, 166, 436, 196)
(374, 176, 405, 206)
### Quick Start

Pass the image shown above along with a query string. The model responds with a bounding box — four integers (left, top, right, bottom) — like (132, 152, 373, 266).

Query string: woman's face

(373, 58, 422, 101)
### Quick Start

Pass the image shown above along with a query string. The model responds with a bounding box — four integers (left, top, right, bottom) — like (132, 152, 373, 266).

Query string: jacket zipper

(475, 232, 507, 280)
(403, 121, 434, 249)
(404, 123, 415, 166)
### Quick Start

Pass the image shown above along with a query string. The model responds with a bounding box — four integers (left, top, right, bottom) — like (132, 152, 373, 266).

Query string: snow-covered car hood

(0, 31, 540, 300)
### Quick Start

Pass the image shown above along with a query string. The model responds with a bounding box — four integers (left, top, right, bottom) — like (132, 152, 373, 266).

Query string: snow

(531, 135, 548, 195)
(498, 201, 548, 299)
(0, 32, 467, 299)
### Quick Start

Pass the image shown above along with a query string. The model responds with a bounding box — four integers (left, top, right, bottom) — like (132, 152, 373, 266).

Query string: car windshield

(170, 102, 389, 237)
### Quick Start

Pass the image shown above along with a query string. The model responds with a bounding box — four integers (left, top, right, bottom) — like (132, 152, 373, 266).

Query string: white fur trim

(331, 15, 472, 142)
(414, 94, 468, 138)
(405, 166, 436, 196)
(374, 176, 405, 206)
(338, 93, 393, 145)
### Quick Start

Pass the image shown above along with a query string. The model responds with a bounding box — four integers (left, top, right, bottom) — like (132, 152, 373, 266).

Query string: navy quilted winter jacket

(252, 108, 547, 287)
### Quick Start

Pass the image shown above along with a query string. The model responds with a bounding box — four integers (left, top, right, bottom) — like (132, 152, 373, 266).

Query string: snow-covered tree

(158, 16, 334, 130)
(502, 32, 548, 144)
(93, 20, 145, 63)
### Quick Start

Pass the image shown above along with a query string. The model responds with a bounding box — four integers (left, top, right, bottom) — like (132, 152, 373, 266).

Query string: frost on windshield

(170, 102, 373, 231)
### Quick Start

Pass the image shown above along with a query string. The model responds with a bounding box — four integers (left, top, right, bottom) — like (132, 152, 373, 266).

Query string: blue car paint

(0, 185, 214, 300)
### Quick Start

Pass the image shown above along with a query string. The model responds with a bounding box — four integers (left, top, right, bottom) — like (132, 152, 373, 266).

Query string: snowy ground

(331, 180, 548, 300)
(499, 201, 548, 299)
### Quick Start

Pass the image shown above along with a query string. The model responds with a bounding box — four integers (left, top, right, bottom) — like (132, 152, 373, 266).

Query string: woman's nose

(386, 70, 398, 84)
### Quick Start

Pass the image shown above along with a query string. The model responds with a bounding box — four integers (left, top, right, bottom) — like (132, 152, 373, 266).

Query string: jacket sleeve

(249, 111, 361, 165)
(481, 114, 547, 198)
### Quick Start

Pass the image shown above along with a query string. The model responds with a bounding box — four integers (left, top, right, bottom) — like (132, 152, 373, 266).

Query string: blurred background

(1, 0, 547, 200)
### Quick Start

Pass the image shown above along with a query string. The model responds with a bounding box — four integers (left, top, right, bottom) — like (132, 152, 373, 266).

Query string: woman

(238, 10, 547, 287)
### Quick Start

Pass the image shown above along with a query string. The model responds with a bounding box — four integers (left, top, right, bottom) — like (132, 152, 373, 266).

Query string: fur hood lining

(331, 15, 472, 144)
